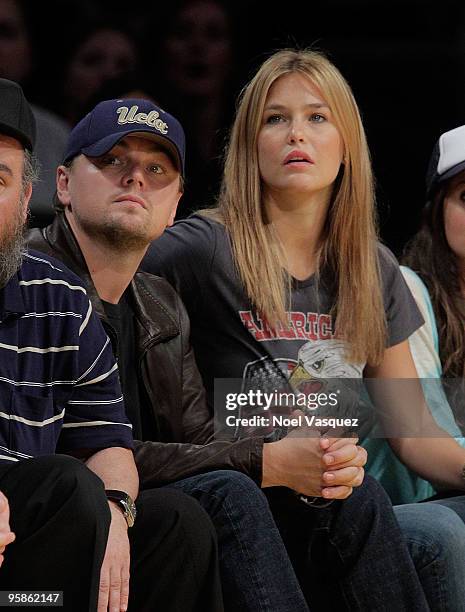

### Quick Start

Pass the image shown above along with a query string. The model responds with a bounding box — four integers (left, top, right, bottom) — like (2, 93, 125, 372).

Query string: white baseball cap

(426, 124, 465, 197)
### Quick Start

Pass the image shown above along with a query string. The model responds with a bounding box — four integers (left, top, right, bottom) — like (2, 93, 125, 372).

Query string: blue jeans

(267, 475, 428, 611)
(165, 470, 308, 612)
(166, 472, 428, 611)
(395, 497, 465, 612)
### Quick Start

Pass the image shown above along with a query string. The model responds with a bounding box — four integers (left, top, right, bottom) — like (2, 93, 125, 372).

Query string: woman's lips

(283, 150, 314, 165)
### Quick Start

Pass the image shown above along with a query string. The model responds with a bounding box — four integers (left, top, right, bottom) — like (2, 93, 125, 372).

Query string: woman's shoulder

(400, 265, 437, 332)
(373, 243, 425, 344)
(399, 265, 430, 298)
(175, 210, 226, 233)
(160, 211, 226, 249)
(375, 242, 404, 291)
(376, 244, 429, 303)
(376, 242, 400, 269)
(143, 211, 228, 281)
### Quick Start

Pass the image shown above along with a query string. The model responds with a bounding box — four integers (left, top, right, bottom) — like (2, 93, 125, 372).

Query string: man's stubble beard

(0, 196, 27, 288)
(75, 209, 152, 253)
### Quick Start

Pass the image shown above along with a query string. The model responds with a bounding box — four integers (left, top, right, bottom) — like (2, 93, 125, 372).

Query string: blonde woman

(143, 49, 465, 609)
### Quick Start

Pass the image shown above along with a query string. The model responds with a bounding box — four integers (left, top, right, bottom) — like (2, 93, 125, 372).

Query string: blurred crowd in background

(2, 0, 463, 254)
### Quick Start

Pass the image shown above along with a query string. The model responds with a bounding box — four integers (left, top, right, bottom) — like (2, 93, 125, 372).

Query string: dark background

(19, 0, 465, 255)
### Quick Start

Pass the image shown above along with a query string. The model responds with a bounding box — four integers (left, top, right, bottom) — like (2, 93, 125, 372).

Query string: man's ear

(20, 182, 32, 223)
(167, 191, 183, 227)
(56, 165, 72, 207)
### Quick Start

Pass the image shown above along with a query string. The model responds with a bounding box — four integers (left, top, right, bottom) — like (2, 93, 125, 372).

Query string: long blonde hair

(204, 48, 386, 365)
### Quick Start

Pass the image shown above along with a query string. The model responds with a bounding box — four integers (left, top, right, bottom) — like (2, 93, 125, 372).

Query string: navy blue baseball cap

(64, 98, 185, 175)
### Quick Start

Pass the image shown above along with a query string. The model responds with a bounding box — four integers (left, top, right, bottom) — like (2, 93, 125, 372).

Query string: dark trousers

(266, 475, 430, 611)
(0, 455, 223, 612)
(166, 470, 429, 612)
(165, 470, 309, 612)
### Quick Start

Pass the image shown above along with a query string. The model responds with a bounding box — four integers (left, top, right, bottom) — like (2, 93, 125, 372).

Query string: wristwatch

(105, 490, 137, 527)
(297, 493, 334, 508)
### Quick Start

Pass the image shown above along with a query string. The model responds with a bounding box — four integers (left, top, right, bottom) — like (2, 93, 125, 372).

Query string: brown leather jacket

(27, 214, 264, 488)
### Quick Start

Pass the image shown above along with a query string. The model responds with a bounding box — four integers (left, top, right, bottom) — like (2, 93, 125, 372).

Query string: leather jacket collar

(31, 213, 179, 345)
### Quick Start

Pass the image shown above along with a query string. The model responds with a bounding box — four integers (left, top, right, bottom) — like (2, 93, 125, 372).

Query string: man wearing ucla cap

(28, 98, 320, 611)
(63, 98, 185, 174)
(0, 83, 224, 612)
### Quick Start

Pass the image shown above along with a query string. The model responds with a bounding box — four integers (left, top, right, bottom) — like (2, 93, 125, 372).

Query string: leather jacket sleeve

(134, 436, 264, 488)
(134, 290, 265, 488)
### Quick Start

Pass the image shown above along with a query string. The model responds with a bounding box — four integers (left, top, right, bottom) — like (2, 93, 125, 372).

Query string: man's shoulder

(19, 250, 89, 308)
(135, 270, 179, 299)
(27, 224, 61, 261)
(133, 270, 184, 325)
(21, 249, 86, 283)
(26, 226, 46, 248)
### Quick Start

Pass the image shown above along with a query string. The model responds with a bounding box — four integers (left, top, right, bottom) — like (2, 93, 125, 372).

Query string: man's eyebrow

(0, 163, 13, 177)
(263, 103, 330, 111)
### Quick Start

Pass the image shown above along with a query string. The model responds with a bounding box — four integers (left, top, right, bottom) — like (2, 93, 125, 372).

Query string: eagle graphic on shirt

(238, 311, 368, 435)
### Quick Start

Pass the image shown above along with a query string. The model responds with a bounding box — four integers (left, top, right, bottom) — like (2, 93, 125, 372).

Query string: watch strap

(105, 490, 136, 527)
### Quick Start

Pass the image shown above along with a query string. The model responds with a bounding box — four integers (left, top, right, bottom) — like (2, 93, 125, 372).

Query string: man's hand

(85, 447, 137, 611)
(262, 428, 366, 499)
(0, 491, 15, 567)
(262, 433, 327, 496)
(98, 504, 130, 612)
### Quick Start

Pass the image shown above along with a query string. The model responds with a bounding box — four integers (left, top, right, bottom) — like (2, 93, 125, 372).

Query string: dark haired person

(0, 78, 224, 612)
(401, 124, 465, 515)
(403, 124, 465, 403)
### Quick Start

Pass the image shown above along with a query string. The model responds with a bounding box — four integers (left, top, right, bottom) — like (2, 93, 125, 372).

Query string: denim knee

(342, 474, 393, 524)
(354, 473, 391, 503)
(394, 502, 465, 611)
(198, 470, 265, 500)
(394, 502, 465, 565)
(165, 470, 271, 522)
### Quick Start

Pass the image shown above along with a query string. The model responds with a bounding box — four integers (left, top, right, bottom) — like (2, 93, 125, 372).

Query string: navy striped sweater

(0, 250, 133, 464)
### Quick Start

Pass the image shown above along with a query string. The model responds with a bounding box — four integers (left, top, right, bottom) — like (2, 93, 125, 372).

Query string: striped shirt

(0, 250, 133, 464)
